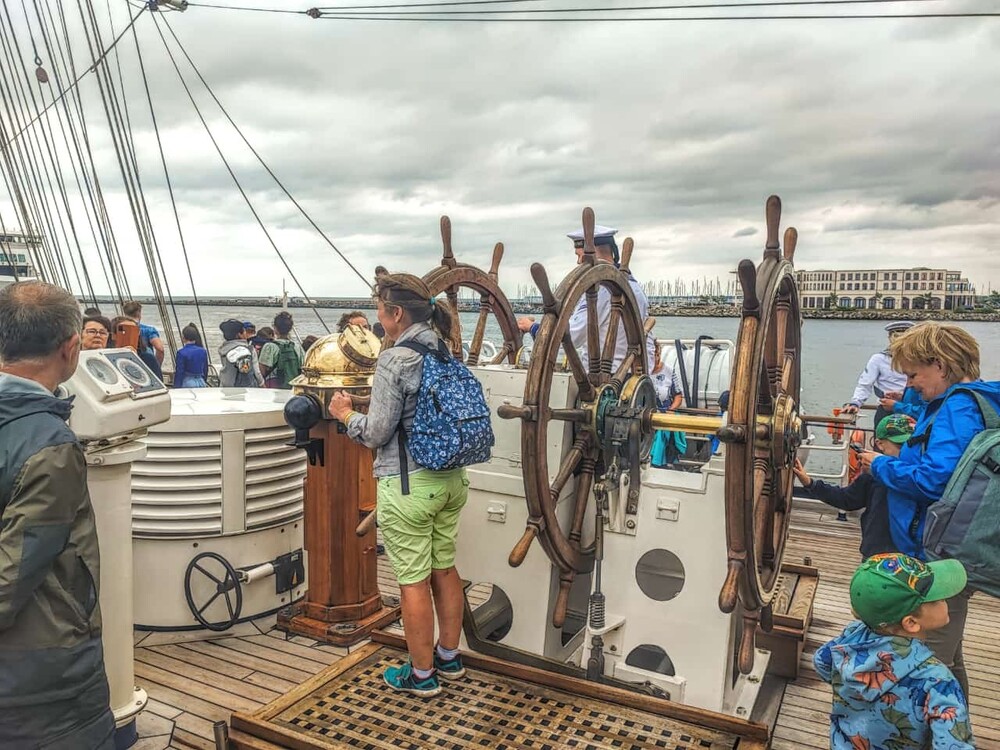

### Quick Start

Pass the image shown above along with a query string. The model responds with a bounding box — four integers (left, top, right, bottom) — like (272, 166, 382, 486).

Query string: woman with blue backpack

(858, 322, 1000, 704)
(329, 271, 493, 698)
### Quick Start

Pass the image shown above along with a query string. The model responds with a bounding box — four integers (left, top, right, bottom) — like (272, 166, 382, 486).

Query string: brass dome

(289, 325, 381, 391)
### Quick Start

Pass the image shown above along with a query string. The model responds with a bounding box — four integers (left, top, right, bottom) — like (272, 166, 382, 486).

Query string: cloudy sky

(2, 0, 999, 299)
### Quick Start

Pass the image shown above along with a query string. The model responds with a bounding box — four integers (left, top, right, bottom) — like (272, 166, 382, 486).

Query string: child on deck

(815, 553, 975, 750)
(792, 414, 915, 558)
(173, 323, 209, 388)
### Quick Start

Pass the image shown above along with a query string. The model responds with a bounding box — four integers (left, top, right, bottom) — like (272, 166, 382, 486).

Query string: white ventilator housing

(64, 348, 172, 736)
(458, 340, 771, 717)
(131, 388, 307, 633)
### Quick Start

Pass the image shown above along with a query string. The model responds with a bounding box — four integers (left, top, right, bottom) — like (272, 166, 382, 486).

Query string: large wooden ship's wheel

(422, 216, 522, 365)
(716, 195, 802, 675)
(499, 207, 652, 628)
(501, 197, 810, 675)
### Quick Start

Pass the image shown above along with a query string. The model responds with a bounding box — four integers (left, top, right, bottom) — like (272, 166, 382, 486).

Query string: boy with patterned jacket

(814, 553, 975, 750)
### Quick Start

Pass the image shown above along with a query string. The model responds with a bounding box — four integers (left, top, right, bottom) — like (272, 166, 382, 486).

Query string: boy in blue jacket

(815, 553, 974, 750)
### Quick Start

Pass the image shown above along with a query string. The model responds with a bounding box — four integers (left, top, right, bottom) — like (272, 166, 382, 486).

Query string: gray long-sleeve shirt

(345, 322, 438, 477)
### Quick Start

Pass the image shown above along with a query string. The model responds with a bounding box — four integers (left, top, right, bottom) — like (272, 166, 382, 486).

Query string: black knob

(284, 394, 323, 432)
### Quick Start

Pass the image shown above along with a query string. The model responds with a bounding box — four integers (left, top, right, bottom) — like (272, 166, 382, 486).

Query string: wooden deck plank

(136, 649, 281, 705)
(178, 639, 317, 683)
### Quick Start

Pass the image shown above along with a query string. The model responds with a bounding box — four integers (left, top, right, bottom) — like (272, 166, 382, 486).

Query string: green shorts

(377, 468, 469, 586)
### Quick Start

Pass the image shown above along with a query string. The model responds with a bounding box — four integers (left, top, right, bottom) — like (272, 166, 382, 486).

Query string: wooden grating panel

(244, 645, 740, 750)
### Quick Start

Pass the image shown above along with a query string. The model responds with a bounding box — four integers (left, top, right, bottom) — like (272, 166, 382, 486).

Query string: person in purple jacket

(173, 323, 209, 388)
(858, 321, 1000, 704)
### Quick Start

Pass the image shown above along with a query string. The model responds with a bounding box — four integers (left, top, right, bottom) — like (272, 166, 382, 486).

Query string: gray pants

(924, 588, 973, 701)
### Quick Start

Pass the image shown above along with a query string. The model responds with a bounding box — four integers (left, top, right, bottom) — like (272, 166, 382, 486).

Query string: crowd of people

(1, 238, 998, 749)
(78, 303, 377, 391)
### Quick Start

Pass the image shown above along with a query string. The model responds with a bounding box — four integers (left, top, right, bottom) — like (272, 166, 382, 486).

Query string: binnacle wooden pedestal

(277, 419, 400, 645)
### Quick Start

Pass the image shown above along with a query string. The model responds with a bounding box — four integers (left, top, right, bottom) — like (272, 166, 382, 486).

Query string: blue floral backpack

(395, 339, 494, 494)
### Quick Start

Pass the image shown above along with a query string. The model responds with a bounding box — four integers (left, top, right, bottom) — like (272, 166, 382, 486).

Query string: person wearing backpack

(329, 271, 493, 698)
(858, 321, 1000, 704)
(218, 318, 264, 388)
(259, 311, 304, 389)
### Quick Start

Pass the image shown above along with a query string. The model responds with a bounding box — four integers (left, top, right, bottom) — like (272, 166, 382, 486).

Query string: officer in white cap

(517, 224, 655, 371)
(843, 320, 915, 425)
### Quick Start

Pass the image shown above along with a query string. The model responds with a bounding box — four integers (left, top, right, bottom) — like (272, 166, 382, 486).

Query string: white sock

(413, 666, 435, 680)
(436, 644, 459, 660)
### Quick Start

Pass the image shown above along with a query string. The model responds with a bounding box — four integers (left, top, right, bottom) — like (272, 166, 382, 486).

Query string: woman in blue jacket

(859, 322, 1000, 704)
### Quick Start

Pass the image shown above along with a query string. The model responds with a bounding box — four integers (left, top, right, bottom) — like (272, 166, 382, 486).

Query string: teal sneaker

(433, 649, 466, 680)
(382, 661, 441, 697)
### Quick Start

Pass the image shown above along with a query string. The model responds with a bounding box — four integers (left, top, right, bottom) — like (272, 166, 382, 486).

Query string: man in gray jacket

(0, 282, 114, 749)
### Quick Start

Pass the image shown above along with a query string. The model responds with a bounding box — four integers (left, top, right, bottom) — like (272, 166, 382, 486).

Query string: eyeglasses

(83, 328, 109, 337)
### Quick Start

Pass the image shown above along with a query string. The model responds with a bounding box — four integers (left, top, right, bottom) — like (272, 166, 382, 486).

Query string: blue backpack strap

(391, 338, 448, 494)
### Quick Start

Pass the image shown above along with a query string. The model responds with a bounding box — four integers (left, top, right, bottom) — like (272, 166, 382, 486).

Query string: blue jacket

(892, 386, 927, 420)
(815, 621, 974, 750)
(871, 380, 1000, 558)
(174, 343, 209, 387)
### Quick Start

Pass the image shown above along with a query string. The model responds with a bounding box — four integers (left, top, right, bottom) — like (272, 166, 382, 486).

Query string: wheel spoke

(600, 293, 624, 380)
(568, 461, 596, 549)
(562, 333, 596, 402)
(466, 300, 491, 366)
(611, 352, 637, 385)
(197, 590, 222, 616)
(549, 408, 590, 424)
(550, 434, 590, 502)
(224, 591, 236, 619)
(779, 353, 794, 395)
(447, 285, 462, 356)
(586, 286, 601, 379)
(194, 563, 222, 585)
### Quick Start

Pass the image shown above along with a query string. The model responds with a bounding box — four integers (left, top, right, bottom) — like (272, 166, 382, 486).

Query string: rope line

(151, 12, 330, 333)
(161, 15, 373, 292)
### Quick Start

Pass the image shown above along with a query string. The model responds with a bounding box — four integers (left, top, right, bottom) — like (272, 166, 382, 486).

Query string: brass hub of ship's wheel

(501, 197, 803, 676)
(421, 216, 522, 365)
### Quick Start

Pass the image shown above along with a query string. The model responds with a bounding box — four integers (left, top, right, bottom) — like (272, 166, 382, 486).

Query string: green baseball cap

(850, 553, 967, 630)
(875, 414, 915, 444)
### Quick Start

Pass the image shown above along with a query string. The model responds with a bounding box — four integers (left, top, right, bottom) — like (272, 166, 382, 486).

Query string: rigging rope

(161, 15, 373, 293)
(53, 0, 132, 300)
(186, 0, 1000, 20)
(73, 0, 179, 356)
(130, 13, 208, 342)
(33, 0, 124, 303)
(4, 5, 145, 148)
(151, 11, 331, 333)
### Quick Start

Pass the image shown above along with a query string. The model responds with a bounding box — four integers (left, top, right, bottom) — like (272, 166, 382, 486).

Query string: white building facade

(795, 267, 975, 311)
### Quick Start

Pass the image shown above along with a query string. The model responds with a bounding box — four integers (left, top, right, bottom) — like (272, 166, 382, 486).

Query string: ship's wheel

(501, 197, 803, 675)
(717, 196, 802, 674)
(499, 207, 651, 628)
(422, 216, 522, 365)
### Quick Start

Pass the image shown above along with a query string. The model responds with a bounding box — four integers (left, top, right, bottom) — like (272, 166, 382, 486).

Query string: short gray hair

(0, 282, 82, 363)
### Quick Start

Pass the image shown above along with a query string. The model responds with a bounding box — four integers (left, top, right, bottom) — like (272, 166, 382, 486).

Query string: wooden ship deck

(133, 508, 1000, 750)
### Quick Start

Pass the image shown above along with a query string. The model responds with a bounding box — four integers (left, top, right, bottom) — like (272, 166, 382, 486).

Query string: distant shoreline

(82, 297, 1000, 322)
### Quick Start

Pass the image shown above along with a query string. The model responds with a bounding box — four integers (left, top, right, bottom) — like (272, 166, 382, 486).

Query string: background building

(795, 267, 975, 311)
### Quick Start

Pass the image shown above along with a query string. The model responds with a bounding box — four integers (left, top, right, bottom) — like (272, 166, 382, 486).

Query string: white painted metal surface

(131, 388, 307, 632)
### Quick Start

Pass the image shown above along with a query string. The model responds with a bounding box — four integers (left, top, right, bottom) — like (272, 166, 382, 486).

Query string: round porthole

(625, 644, 675, 676)
(634, 548, 685, 602)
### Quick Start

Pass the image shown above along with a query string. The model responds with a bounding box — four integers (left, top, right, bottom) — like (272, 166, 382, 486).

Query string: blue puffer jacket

(871, 380, 1000, 558)
(815, 621, 974, 750)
